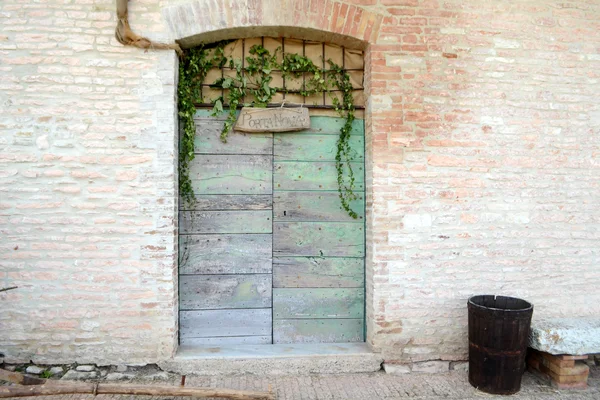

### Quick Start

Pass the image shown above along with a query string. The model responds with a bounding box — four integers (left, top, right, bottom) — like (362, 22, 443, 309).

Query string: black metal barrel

(468, 295, 533, 395)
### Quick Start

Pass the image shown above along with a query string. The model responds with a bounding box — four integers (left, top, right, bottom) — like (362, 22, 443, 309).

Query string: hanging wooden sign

(234, 107, 310, 133)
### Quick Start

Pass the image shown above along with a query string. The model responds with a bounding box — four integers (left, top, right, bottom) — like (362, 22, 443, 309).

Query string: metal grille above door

(197, 37, 365, 109)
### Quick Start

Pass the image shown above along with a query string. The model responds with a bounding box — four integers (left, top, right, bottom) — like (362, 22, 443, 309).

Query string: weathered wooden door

(179, 110, 365, 345)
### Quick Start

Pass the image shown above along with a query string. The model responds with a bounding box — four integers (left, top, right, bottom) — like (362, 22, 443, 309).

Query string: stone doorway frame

(161, 0, 384, 358)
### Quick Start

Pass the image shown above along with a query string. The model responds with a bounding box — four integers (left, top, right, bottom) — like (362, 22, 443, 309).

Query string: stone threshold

(158, 343, 383, 375)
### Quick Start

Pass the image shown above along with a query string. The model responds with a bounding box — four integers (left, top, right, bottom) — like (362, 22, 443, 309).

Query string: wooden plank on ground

(180, 309, 271, 338)
(180, 336, 272, 346)
(273, 222, 364, 257)
(190, 119, 273, 154)
(274, 191, 364, 222)
(188, 155, 272, 195)
(179, 211, 272, 234)
(179, 234, 272, 275)
(274, 134, 363, 162)
(273, 257, 363, 288)
(274, 162, 364, 191)
(273, 288, 364, 319)
(180, 195, 272, 211)
(273, 319, 364, 343)
(180, 274, 272, 310)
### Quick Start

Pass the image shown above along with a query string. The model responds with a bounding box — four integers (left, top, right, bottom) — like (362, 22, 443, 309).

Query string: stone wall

(366, 0, 600, 363)
(0, 0, 179, 364)
(1, 0, 599, 365)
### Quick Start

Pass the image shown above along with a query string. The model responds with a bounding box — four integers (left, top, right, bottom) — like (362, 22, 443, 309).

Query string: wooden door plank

(180, 336, 272, 346)
(179, 234, 272, 275)
(180, 195, 272, 211)
(273, 222, 364, 257)
(273, 257, 363, 288)
(273, 288, 364, 319)
(190, 119, 273, 155)
(274, 135, 363, 162)
(274, 191, 364, 222)
(180, 309, 271, 338)
(300, 117, 364, 136)
(273, 319, 364, 343)
(179, 210, 272, 234)
(180, 274, 272, 310)
(274, 162, 364, 191)
(194, 109, 228, 120)
(189, 155, 272, 195)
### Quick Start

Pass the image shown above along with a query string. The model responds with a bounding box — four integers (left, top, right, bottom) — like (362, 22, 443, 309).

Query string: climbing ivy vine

(177, 41, 359, 218)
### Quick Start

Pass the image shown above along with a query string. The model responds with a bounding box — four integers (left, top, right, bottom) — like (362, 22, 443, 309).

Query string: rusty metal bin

(468, 295, 533, 395)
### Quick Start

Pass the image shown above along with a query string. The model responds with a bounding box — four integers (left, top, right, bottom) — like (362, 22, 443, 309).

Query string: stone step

(158, 343, 383, 375)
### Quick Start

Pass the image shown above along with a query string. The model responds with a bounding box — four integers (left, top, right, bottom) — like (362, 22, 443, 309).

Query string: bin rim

(468, 295, 533, 313)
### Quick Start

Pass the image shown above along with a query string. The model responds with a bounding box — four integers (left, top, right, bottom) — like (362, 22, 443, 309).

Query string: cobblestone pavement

(4, 366, 599, 400)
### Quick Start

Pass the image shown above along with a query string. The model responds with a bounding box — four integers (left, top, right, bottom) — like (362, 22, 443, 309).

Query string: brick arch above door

(162, 0, 384, 49)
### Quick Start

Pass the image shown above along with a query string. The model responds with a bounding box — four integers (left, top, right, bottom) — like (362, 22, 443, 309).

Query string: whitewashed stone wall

(0, 0, 179, 364)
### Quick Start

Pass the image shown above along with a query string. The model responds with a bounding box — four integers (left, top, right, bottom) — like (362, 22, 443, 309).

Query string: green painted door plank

(180, 309, 271, 338)
(194, 109, 228, 119)
(274, 134, 363, 162)
(301, 117, 364, 136)
(273, 257, 364, 288)
(194, 109, 241, 119)
(180, 234, 272, 275)
(274, 191, 364, 222)
(273, 222, 364, 257)
(180, 194, 272, 211)
(273, 288, 364, 319)
(273, 319, 364, 343)
(180, 336, 272, 346)
(180, 274, 272, 310)
(274, 162, 364, 191)
(189, 155, 272, 195)
(190, 118, 272, 155)
(180, 210, 272, 234)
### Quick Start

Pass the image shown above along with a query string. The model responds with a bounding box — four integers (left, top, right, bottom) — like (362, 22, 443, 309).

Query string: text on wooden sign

(234, 107, 310, 133)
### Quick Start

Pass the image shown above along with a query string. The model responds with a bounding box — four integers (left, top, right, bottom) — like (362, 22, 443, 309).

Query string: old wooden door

(179, 110, 365, 345)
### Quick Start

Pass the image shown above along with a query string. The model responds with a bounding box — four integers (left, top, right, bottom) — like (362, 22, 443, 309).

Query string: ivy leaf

(214, 99, 223, 114)
(262, 81, 270, 93)
(222, 77, 234, 89)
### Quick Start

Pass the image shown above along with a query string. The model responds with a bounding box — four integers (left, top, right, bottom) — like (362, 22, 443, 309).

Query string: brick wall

(368, 0, 600, 363)
(0, 0, 179, 364)
(1, 0, 599, 365)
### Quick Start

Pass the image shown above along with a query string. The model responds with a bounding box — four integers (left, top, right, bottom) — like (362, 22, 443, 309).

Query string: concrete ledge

(158, 343, 383, 375)
(529, 317, 600, 355)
